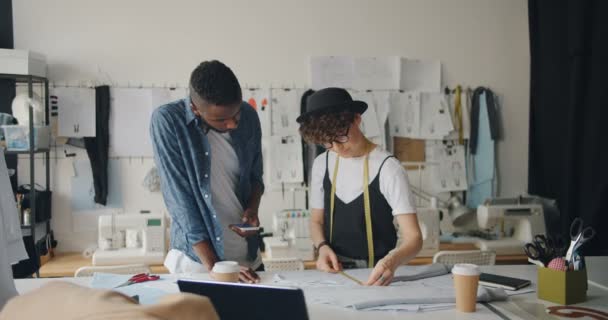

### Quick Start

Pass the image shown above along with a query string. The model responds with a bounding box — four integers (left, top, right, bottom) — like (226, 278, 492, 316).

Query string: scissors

(535, 234, 567, 257)
(524, 238, 554, 267)
(114, 273, 160, 288)
(565, 218, 596, 263)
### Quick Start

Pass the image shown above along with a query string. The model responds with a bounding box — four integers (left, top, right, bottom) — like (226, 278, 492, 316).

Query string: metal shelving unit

(0, 73, 51, 278)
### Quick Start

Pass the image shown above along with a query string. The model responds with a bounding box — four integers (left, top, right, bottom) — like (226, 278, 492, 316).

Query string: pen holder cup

(537, 267, 587, 305)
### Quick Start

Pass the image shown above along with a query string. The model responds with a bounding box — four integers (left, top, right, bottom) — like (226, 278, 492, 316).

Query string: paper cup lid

(451, 263, 480, 276)
(212, 261, 240, 273)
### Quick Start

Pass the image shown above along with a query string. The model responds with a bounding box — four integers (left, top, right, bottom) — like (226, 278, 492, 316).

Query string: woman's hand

(365, 254, 398, 286)
(316, 246, 342, 273)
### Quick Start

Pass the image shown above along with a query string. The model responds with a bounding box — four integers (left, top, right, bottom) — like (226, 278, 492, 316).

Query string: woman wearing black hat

(297, 87, 422, 286)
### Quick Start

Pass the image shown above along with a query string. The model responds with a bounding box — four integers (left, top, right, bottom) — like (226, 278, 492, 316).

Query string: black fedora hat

(296, 87, 367, 123)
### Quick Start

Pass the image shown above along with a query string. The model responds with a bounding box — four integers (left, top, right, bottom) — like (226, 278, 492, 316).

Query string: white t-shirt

(310, 147, 416, 215)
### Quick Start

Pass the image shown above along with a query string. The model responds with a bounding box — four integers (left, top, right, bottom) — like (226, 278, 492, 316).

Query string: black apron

(322, 152, 397, 264)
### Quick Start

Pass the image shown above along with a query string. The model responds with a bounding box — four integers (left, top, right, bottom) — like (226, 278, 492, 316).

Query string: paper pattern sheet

(110, 88, 169, 157)
(269, 135, 304, 184)
(419, 92, 454, 139)
(401, 59, 442, 92)
(52, 87, 96, 137)
(389, 91, 421, 138)
(310, 56, 354, 90)
(426, 140, 468, 192)
(271, 265, 506, 310)
(353, 56, 401, 90)
(271, 89, 302, 136)
(242, 88, 271, 137)
(349, 90, 381, 140)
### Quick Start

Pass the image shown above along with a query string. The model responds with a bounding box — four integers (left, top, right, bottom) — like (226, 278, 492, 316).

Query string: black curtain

(528, 0, 608, 255)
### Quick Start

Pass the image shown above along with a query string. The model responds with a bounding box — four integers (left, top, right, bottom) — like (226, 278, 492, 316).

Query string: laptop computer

(178, 280, 309, 320)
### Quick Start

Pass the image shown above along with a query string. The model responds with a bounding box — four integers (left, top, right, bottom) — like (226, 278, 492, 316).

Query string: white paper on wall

(444, 88, 471, 141)
(110, 88, 164, 157)
(426, 140, 468, 192)
(242, 88, 271, 137)
(349, 90, 382, 142)
(418, 92, 454, 139)
(353, 56, 402, 90)
(269, 135, 304, 184)
(389, 91, 421, 138)
(401, 59, 442, 92)
(271, 88, 302, 136)
(51, 87, 96, 137)
(71, 159, 123, 212)
(310, 56, 354, 90)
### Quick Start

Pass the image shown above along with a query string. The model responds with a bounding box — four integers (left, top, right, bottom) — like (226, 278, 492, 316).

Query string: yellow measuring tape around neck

(329, 151, 375, 268)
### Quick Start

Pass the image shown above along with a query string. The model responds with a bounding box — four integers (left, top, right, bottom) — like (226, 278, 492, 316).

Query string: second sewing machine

(93, 213, 166, 266)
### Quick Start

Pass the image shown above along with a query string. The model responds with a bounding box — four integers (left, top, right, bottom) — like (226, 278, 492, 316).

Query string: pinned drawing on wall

(51, 87, 96, 138)
(271, 88, 302, 136)
(110, 88, 170, 157)
(269, 135, 303, 184)
(419, 92, 454, 139)
(425, 140, 467, 192)
(242, 88, 271, 136)
(401, 59, 442, 92)
(349, 90, 383, 146)
(310, 56, 354, 90)
(389, 91, 421, 138)
(353, 56, 402, 90)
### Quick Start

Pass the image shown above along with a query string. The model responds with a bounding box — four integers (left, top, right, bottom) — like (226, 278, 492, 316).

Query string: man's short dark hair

(190, 60, 242, 106)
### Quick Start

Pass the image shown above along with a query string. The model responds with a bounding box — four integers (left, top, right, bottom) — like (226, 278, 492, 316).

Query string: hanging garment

(469, 87, 499, 155)
(0, 148, 28, 309)
(467, 90, 498, 208)
(84, 86, 110, 205)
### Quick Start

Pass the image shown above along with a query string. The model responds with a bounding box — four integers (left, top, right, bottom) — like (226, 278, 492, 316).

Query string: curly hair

(190, 60, 242, 106)
(299, 111, 355, 145)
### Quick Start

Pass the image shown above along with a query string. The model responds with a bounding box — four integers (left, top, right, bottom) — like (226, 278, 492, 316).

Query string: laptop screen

(178, 280, 309, 320)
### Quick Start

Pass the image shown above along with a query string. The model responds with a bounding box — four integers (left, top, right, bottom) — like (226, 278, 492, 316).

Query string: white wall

(12, 0, 530, 252)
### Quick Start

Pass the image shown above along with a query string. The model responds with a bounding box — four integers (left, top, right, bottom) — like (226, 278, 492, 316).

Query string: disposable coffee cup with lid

(211, 261, 240, 283)
(452, 263, 481, 313)
(452, 263, 481, 276)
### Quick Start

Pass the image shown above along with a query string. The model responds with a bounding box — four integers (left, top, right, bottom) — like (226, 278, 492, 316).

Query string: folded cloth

(0, 281, 218, 320)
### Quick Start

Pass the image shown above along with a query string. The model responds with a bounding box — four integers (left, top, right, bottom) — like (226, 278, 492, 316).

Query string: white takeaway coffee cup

(452, 263, 481, 312)
(211, 261, 240, 283)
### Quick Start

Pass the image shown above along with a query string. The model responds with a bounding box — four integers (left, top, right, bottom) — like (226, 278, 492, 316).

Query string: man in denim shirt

(150, 61, 263, 282)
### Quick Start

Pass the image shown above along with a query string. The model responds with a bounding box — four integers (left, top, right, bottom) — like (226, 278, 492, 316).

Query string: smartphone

(229, 223, 261, 232)
(479, 273, 531, 291)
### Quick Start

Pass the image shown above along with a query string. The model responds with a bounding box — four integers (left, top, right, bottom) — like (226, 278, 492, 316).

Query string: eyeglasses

(321, 127, 350, 149)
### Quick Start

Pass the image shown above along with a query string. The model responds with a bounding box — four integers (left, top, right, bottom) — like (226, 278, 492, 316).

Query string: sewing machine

(92, 214, 166, 266)
(263, 209, 314, 261)
(475, 196, 546, 255)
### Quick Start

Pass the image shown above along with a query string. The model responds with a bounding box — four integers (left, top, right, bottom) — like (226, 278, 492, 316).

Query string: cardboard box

(538, 267, 587, 305)
(0, 49, 47, 78)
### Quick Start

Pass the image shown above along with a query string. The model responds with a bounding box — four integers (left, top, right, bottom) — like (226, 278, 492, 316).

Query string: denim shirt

(150, 97, 264, 263)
